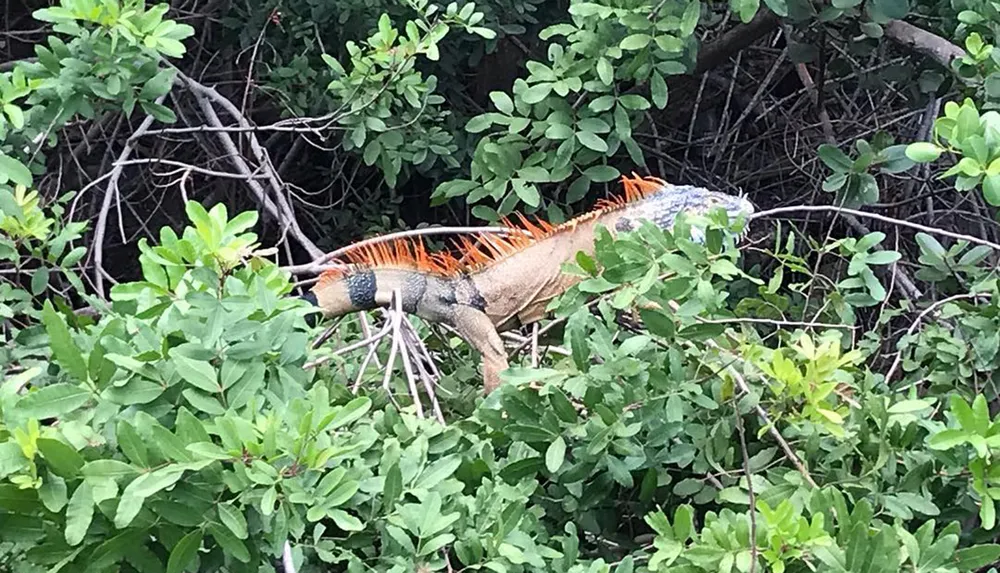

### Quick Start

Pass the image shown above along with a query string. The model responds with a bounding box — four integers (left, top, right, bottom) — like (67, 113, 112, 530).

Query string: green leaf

(549, 390, 578, 423)
(762, 0, 789, 16)
(818, 144, 852, 171)
(567, 174, 591, 202)
(953, 544, 1000, 570)
(640, 309, 675, 338)
(415, 454, 462, 490)
(140, 101, 177, 124)
(155, 37, 187, 58)
(582, 165, 620, 182)
(466, 114, 494, 133)
(982, 497, 996, 529)
(512, 180, 541, 207)
(521, 83, 552, 104)
(490, 91, 514, 114)
(597, 58, 614, 85)
(326, 396, 372, 431)
(576, 131, 608, 153)
(140, 68, 176, 99)
(41, 300, 88, 382)
(618, 95, 650, 110)
(866, 251, 901, 265)
(116, 421, 149, 467)
(887, 400, 932, 414)
(325, 480, 360, 507)
(545, 123, 574, 140)
(18, 383, 90, 419)
(64, 482, 94, 546)
(187, 442, 231, 460)
(30, 267, 49, 295)
(983, 174, 1000, 206)
(545, 436, 566, 473)
(419, 533, 455, 557)
(329, 509, 365, 531)
(870, 0, 909, 20)
(972, 394, 991, 435)
(916, 232, 946, 262)
(173, 355, 219, 393)
(38, 472, 67, 512)
(499, 457, 545, 483)
(589, 95, 615, 112)
(673, 478, 704, 496)
(905, 141, 942, 162)
(518, 166, 550, 183)
(166, 529, 203, 573)
(0, 442, 28, 478)
(115, 467, 186, 528)
(951, 394, 979, 433)
(928, 429, 968, 450)
(620, 34, 652, 50)
(382, 463, 403, 512)
(895, 492, 940, 516)
(81, 459, 138, 481)
(0, 153, 32, 187)
(651, 71, 668, 109)
(218, 502, 248, 539)
(182, 389, 226, 415)
(3, 104, 24, 129)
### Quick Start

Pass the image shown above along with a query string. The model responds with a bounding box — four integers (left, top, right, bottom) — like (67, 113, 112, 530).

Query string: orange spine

(315, 174, 667, 284)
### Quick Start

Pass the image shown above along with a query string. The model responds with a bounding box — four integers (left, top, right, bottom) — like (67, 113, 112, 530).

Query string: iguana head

(614, 179, 754, 242)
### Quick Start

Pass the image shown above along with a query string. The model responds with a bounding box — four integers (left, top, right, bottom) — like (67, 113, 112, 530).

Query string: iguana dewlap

(305, 175, 754, 394)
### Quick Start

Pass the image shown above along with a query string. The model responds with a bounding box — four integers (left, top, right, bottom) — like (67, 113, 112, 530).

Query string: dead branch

(176, 71, 325, 260)
(695, 9, 780, 74)
(92, 94, 168, 298)
(883, 20, 965, 72)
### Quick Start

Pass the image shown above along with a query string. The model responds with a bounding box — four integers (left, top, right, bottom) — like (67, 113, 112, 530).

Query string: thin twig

(882, 293, 987, 385)
(733, 397, 758, 573)
(752, 205, 1000, 252)
(92, 94, 168, 298)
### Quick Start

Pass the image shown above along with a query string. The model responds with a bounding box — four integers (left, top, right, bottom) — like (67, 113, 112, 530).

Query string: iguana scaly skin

(306, 175, 754, 394)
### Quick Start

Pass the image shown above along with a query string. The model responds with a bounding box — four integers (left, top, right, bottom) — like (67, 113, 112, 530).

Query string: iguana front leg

(449, 305, 509, 394)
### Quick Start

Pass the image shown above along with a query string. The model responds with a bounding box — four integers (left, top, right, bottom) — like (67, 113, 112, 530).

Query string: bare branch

(92, 94, 168, 298)
(176, 72, 324, 260)
(883, 20, 965, 72)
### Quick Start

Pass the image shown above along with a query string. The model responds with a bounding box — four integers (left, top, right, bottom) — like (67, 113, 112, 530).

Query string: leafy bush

(6, 0, 1000, 571)
(2, 191, 1000, 572)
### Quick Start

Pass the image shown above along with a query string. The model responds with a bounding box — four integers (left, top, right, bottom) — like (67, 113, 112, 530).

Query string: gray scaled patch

(346, 270, 377, 309)
(401, 272, 428, 314)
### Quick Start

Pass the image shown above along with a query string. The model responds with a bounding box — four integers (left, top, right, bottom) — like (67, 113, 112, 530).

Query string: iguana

(304, 175, 754, 394)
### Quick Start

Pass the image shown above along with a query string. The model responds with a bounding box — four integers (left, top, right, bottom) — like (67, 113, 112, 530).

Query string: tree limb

(695, 10, 780, 74)
(176, 72, 324, 260)
(883, 20, 965, 72)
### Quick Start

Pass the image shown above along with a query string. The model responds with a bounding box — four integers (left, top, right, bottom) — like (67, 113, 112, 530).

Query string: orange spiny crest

(316, 236, 461, 286)
(316, 174, 672, 283)
(621, 173, 670, 201)
(591, 173, 668, 212)
(445, 212, 557, 272)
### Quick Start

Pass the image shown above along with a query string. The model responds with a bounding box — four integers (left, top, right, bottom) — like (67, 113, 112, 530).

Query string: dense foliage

(4, 0, 1000, 572)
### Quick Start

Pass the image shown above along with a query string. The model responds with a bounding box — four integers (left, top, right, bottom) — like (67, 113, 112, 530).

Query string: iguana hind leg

(450, 305, 509, 394)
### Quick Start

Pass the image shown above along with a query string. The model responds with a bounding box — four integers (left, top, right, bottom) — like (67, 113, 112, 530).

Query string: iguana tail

(307, 238, 460, 319)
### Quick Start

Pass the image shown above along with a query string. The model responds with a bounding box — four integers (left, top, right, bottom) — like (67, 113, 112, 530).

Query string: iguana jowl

(305, 175, 754, 394)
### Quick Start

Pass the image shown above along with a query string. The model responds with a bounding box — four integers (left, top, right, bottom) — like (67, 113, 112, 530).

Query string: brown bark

(883, 20, 965, 71)
(695, 10, 781, 74)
